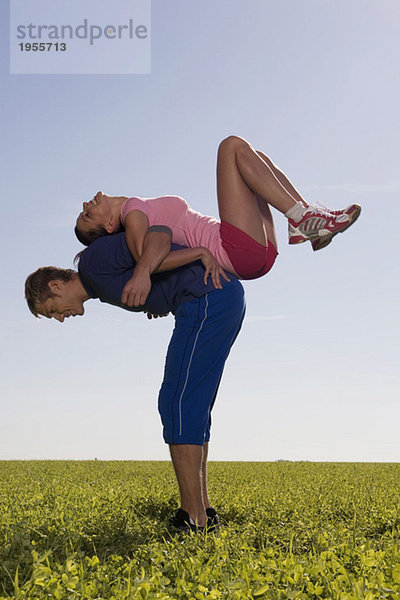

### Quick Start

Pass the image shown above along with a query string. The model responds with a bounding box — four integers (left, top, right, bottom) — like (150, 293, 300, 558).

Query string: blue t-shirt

(78, 233, 235, 315)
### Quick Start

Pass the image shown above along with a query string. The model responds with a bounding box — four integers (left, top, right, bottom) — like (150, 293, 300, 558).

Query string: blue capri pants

(158, 279, 246, 445)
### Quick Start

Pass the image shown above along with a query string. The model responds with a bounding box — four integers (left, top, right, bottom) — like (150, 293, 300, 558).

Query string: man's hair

(25, 267, 74, 317)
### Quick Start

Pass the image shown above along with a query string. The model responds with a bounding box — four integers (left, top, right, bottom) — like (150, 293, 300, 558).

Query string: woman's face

(76, 191, 112, 234)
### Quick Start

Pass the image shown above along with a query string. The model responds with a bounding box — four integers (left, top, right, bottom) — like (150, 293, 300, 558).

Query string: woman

(75, 135, 360, 304)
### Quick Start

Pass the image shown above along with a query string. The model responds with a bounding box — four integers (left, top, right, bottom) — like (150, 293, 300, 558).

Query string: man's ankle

(181, 506, 207, 527)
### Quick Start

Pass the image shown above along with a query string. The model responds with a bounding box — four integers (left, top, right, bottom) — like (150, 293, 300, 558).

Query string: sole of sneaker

(288, 235, 308, 245)
(312, 236, 332, 251)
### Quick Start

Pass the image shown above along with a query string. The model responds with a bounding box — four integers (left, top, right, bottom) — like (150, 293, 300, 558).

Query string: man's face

(37, 280, 85, 322)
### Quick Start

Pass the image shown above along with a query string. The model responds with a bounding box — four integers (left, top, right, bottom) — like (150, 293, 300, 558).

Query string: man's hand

(200, 248, 230, 289)
(146, 312, 169, 319)
(121, 266, 152, 307)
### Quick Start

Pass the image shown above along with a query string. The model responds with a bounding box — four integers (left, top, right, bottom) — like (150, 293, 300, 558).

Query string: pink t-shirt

(120, 195, 236, 274)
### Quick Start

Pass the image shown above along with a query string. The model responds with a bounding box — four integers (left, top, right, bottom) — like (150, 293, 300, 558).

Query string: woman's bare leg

(255, 194, 278, 251)
(216, 136, 306, 244)
(256, 151, 308, 207)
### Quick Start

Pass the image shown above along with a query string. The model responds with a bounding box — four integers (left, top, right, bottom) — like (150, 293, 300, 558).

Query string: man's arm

(121, 228, 172, 307)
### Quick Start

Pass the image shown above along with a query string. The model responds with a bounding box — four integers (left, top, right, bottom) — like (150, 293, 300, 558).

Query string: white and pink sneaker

(288, 204, 361, 251)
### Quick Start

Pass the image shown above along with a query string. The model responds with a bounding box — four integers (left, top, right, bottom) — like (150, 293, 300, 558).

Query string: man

(25, 228, 246, 532)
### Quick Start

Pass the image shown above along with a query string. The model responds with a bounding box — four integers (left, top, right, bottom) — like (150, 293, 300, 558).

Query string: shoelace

(312, 200, 330, 212)
(307, 203, 331, 217)
(310, 201, 350, 217)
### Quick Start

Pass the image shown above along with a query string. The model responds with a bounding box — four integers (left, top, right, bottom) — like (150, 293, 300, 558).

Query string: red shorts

(220, 221, 278, 280)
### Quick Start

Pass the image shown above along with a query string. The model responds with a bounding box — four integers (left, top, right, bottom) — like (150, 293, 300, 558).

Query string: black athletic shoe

(206, 507, 220, 530)
(168, 508, 220, 533)
(168, 508, 197, 532)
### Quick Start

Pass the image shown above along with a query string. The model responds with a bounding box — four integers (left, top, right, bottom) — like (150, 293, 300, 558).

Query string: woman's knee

(218, 135, 248, 156)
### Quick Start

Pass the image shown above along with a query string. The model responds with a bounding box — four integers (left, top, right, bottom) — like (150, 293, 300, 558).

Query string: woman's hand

(121, 266, 152, 307)
(200, 248, 230, 289)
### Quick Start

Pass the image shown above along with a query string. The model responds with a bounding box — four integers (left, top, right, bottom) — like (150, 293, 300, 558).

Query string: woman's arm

(124, 210, 225, 281)
(121, 228, 172, 307)
(122, 209, 173, 307)
(155, 247, 207, 270)
(124, 209, 149, 261)
(155, 247, 230, 289)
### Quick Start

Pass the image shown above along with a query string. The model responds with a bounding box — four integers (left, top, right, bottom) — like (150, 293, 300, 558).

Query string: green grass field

(1, 461, 400, 599)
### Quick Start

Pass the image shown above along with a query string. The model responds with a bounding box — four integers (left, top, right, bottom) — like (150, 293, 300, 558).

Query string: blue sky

(1, 0, 399, 461)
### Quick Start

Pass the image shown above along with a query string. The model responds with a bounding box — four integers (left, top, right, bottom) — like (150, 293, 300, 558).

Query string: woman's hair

(74, 223, 110, 246)
(73, 250, 84, 267)
(73, 221, 123, 265)
(25, 267, 74, 317)
(74, 218, 123, 246)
